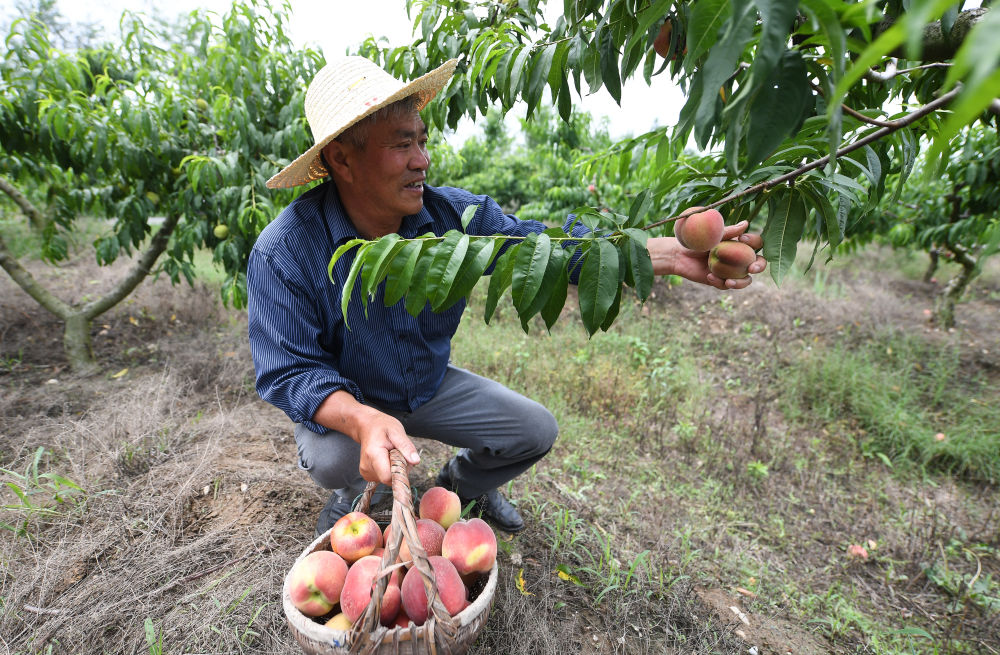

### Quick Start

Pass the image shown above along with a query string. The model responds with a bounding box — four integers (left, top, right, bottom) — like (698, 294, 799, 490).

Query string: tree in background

(0, 1, 320, 372)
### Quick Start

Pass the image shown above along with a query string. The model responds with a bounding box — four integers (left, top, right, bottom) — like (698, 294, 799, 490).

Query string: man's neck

(334, 182, 403, 239)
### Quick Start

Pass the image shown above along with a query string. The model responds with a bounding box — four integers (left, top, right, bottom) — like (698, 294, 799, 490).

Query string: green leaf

(511, 232, 551, 315)
(439, 237, 499, 311)
(485, 245, 517, 324)
(627, 189, 653, 227)
(685, 0, 732, 64)
(404, 249, 435, 317)
(384, 240, 424, 307)
(340, 242, 372, 329)
(328, 238, 367, 284)
(762, 190, 808, 285)
(745, 49, 809, 169)
(520, 246, 569, 331)
(525, 43, 556, 115)
(623, 229, 653, 301)
(928, 69, 1000, 171)
(540, 256, 570, 332)
(359, 233, 402, 305)
(427, 231, 469, 311)
(460, 204, 479, 230)
(578, 239, 620, 337)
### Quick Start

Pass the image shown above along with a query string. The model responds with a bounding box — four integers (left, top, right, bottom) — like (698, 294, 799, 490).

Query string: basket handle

(348, 449, 461, 654)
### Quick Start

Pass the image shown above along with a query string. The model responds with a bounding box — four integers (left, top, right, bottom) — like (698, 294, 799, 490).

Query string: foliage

(0, 446, 87, 537)
(345, 0, 1000, 330)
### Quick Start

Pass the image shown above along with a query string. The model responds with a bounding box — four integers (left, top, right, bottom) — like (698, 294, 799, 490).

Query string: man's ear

(322, 140, 353, 184)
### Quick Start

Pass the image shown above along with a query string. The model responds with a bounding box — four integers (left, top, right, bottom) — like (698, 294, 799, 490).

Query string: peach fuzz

(441, 518, 497, 577)
(419, 486, 462, 529)
(331, 511, 383, 563)
(400, 555, 467, 625)
(287, 550, 348, 617)
(339, 555, 402, 626)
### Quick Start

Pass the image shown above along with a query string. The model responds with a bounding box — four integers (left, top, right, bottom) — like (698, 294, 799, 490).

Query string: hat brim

(265, 59, 457, 190)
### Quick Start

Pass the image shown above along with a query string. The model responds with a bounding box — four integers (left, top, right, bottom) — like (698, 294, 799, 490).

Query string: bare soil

(1, 247, 998, 654)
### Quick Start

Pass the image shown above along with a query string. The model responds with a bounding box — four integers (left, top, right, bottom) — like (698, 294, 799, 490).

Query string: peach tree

(334, 0, 999, 334)
(0, 1, 321, 372)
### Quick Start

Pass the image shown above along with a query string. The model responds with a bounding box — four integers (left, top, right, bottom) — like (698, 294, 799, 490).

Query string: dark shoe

(435, 462, 526, 533)
(315, 491, 353, 538)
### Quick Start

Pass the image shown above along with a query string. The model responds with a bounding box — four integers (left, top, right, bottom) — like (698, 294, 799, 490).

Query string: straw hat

(266, 57, 458, 189)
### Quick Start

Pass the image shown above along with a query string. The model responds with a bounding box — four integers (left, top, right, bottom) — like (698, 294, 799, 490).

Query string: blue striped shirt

(247, 181, 584, 434)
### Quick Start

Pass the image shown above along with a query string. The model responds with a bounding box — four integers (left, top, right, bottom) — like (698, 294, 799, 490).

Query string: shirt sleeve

(247, 248, 364, 434)
(461, 193, 594, 283)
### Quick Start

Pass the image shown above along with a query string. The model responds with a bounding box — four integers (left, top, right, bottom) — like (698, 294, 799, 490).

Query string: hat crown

(305, 57, 408, 146)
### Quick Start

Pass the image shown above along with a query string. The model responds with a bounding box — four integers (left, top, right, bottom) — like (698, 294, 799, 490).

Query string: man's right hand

(313, 390, 421, 486)
(356, 410, 420, 485)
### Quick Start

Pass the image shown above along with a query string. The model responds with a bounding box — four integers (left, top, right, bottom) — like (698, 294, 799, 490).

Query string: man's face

(344, 111, 430, 223)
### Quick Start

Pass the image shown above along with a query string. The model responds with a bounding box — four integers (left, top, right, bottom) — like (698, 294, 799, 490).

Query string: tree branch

(79, 212, 183, 320)
(874, 8, 989, 62)
(643, 87, 961, 231)
(0, 174, 48, 231)
(0, 234, 73, 319)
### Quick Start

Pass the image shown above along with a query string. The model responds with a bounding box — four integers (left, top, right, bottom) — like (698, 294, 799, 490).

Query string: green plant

(144, 617, 163, 655)
(1, 447, 85, 536)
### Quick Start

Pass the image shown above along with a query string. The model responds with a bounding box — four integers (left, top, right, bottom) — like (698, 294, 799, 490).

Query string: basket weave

(283, 449, 498, 655)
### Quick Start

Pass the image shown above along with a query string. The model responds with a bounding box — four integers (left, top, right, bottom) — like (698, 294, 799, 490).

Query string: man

(248, 57, 766, 537)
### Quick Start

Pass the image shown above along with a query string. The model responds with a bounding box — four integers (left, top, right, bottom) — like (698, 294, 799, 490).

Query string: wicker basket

(283, 449, 498, 655)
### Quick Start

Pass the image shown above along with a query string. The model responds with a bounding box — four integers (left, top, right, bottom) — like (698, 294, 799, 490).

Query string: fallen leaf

(111, 368, 128, 379)
(516, 568, 533, 596)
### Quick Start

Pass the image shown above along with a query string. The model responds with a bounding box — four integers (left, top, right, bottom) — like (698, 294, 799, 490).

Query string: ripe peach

(675, 208, 725, 252)
(287, 550, 348, 617)
(708, 240, 757, 279)
(441, 518, 497, 578)
(392, 610, 411, 629)
(340, 555, 402, 626)
(653, 19, 672, 58)
(400, 555, 467, 625)
(331, 511, 383, 563)
(419, 486, 462, 529)
(384, 520, 445, 566)
(324, 612, 353, 631)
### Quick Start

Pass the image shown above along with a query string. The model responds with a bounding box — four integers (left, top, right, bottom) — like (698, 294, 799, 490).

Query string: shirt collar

(320, 181, 434, 244)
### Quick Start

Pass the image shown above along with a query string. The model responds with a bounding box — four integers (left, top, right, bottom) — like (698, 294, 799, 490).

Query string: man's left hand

(647, 220, 766, 289)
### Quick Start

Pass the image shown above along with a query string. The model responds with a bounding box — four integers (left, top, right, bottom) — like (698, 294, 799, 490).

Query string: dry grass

(1, 246, 998, 655)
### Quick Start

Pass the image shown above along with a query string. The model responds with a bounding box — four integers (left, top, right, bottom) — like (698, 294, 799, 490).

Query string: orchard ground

(1, 237, 998, 654)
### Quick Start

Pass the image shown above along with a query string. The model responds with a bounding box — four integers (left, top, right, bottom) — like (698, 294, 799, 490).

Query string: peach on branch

(708, 240, 757, 279)
(287, 550, 348, 617)
(441, 518, 497, 578)
(331, 511, 383, 563)
(400, 555, 468, 625)
(419, 486, 462, 529)
(675, 208, 725, 253)
(339, 554, 402, 625)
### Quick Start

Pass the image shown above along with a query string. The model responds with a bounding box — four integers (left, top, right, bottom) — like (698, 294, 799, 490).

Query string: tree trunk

(0, 206, 182, 374)
(933, 245, 977, 329)
(62, 312, 98, 376)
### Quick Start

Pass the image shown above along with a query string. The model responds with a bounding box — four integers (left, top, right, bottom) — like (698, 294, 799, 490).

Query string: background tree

(339, 0, 1000, 335)
(0, 0, 321, 372)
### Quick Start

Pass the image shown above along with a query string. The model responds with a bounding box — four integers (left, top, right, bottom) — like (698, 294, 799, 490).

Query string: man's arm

(312, 390, 420, 485)
(647, 220, 766, 289)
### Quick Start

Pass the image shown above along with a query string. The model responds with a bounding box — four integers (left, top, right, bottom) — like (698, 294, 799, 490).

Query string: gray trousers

(294, 365, 558, 500)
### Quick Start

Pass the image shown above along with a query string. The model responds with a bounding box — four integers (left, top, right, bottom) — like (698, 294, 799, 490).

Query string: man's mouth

(404, 179, 424, 191)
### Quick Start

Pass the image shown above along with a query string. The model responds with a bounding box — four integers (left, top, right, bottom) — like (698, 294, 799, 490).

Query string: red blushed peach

(340, 555, 402, 625)
(419, 486, 462, 529)
(287, 550, 348, 617)
(708, 240, 757, 279)
(400, 555, 467, 625)
(331, 511, 383, 563)
(441, 518, 497, 577)
(675, 208, 725, 253)
(384, 520, 445, 566)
